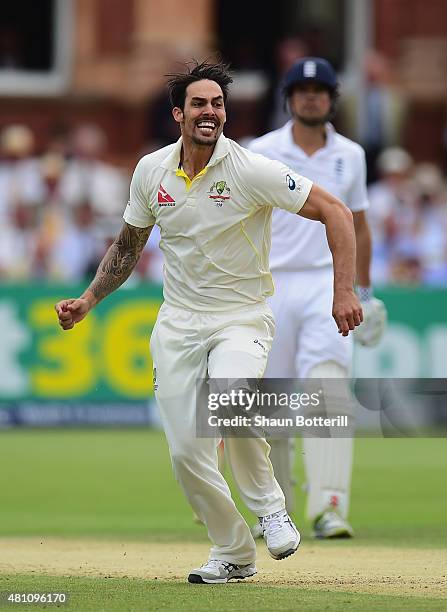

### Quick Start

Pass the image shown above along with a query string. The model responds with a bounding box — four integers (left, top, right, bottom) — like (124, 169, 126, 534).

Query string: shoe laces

(262, 510, 289, 535)
(202, 559, 237, 571)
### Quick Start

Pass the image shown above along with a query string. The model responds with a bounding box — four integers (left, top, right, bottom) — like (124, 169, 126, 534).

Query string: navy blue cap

(283, 57, 338, 95)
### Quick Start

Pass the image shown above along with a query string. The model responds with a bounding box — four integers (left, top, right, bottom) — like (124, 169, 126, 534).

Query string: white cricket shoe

(313, 511, 354, 539)
(259, 509, 301, 560)
(188, 559, 257, 584)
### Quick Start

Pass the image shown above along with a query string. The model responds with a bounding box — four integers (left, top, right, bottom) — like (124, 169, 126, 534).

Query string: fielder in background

(249, 57, 386, 539)
(55, 60, 363, 584)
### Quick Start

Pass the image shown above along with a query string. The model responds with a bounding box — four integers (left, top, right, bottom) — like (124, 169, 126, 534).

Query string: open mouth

(196, 121, 217, 136)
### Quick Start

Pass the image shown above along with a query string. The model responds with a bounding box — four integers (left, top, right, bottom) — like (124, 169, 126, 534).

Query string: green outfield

(0, 430, 446, 610)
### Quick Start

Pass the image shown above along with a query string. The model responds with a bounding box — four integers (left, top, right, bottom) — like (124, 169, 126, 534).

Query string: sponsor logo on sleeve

(286, 174, 302, 192)
(286, 174, 296, 190)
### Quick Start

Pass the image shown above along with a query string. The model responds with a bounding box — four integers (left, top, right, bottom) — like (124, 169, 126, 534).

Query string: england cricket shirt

(248, 122, 369, 271)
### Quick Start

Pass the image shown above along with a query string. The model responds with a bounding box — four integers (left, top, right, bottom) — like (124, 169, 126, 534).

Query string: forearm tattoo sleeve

(88, 223, 152, 303)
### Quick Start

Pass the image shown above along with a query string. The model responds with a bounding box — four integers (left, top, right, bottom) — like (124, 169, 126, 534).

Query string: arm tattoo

(88, 223, 152, 303)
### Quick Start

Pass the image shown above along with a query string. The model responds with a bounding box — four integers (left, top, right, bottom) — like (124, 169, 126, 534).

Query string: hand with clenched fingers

(332, 288, 363, 337)
(55, 298, 92, 330)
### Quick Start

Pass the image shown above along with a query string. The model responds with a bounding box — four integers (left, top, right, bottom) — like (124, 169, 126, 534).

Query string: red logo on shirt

(158, 185, 175, 206)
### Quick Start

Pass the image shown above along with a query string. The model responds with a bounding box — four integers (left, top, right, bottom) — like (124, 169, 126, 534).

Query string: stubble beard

(294, 112, 330, 127)
(191, 134, 219, 147)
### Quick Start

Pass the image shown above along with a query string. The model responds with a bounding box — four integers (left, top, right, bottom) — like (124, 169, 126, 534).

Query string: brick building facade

(0, 0, 446, 167)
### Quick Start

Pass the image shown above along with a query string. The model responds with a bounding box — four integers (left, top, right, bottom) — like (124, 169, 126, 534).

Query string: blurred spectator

(342, 50, 408, 183)
(46, 123, 72, 159)
(59, 124, 128, 238)
(0, 124, 44, 225)
(389, 249, 423, 285)
(0, 123, 130, 282)
(368, 149, 447, 287)
(368, 147, 414, 284)
(0, 201, 40, 279)
(397, 164, 447, 286)
(32, 152, 67, 277)
(47, 202, 101, 282)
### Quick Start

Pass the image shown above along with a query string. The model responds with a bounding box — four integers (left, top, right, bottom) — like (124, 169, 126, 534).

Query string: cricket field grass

(0, 429, 446, 611)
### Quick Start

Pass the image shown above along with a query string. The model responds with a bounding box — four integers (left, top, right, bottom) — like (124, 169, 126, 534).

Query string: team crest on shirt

(208, 180, 231, 206)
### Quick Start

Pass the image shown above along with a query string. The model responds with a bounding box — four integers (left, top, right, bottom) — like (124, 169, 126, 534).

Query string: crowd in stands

(368, 148, 447, 286)
(0, 123, 128, 283)
(0, 120, 446, 288)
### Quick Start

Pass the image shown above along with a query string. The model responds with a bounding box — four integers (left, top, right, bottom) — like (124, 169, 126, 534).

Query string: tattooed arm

(55, 223, 153, 330)
(84, 222, 153, 306)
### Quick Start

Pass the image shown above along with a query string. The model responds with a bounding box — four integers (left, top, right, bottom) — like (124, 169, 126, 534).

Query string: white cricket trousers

(265, 267, 354, 520)
(150, 302, 285, 565)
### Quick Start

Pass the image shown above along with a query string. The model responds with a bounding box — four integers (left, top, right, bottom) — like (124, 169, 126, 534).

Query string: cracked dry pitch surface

(1, 538, 446, 597)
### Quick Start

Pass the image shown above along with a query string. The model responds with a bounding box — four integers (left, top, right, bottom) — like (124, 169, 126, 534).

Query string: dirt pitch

(1, 538, 446, 598)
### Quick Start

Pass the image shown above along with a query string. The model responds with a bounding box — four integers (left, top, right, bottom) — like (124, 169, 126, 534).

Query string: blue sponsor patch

(286, 174, 296, 190)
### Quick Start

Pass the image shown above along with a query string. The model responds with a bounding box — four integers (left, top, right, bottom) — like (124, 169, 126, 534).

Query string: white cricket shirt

(124, 135, 312, 311)
(248, 122, 369, 271)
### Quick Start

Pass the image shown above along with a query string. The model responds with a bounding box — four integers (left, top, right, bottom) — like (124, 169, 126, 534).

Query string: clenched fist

(54, 297, 92, 330)
(332, 288, 363, 337)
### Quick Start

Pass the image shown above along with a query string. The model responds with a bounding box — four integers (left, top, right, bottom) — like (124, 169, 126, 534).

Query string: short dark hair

(166, 60, 233, 110)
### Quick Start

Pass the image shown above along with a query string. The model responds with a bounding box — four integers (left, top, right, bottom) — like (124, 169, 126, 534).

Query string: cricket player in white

(249, 57, 386, 538)
(55, 61, 363, 583)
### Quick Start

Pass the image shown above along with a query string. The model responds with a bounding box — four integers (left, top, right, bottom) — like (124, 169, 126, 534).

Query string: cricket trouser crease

(150, 302, 285, 565)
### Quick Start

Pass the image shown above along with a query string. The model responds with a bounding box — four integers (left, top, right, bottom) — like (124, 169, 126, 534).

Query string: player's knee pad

(305, 360, 354, 420)
(308, 360, 348, 379)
